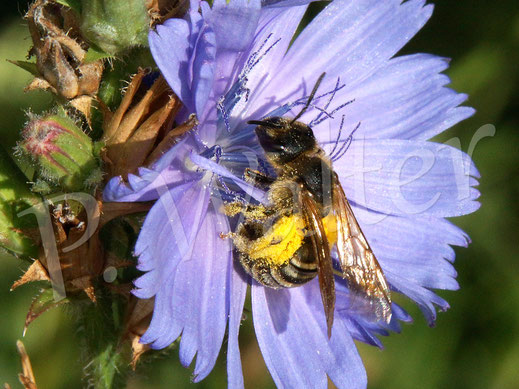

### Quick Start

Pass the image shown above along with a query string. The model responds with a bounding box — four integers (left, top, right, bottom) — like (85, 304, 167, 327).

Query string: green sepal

(55, 0, 82, 13)
(0, 148, 39, 258)
(92, 140, 105, 157)
(24, 287, 70, 335)
(84, 45, 115, 64)
(7, 60, 39, 77)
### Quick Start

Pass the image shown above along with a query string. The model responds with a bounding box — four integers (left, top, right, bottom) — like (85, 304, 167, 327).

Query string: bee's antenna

(248, 120, 270, 126)
(291, 72, 326, 123)
(247, 119, 283, 129)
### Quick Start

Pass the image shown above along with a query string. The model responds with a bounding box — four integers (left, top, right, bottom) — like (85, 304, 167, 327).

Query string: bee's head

(248, 117, 317, 164)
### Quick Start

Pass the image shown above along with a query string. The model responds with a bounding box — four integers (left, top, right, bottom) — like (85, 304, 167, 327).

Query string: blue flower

(104, 0, 480, 387)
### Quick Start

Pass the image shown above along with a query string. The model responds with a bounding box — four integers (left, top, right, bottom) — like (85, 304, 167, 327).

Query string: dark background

(1, 1, 518, 388)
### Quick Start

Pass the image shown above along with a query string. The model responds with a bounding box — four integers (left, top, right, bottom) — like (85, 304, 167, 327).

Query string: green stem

(74, 288, 129, 389)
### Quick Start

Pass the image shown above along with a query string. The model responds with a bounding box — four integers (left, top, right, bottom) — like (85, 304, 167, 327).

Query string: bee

(225, 74, 391, 336)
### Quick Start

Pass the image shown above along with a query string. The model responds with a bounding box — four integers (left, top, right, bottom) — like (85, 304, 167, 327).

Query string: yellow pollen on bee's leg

(233, 213, 338, 267)
(247, 214, 306, 266)
(322, 213, 338, 247)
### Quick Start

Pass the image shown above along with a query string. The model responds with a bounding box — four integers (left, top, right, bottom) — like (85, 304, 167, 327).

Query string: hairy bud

(18, 113, 101, 192)
(79, 0, 150, 55)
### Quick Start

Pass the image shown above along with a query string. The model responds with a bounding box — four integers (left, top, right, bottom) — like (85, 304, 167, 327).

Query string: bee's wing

(300, 190, 335, 338)
(333, 181, 392, 323)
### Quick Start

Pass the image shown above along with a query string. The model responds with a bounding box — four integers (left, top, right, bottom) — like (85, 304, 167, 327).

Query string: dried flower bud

(18, 113, 101, 192)
(25, 0, 104, 120)
(16, 341, 38, 389)
(123, 297, 155, 368)
(101, 69, 187, 178)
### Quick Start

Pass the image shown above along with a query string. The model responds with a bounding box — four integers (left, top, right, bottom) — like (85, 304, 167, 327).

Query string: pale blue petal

(227, 262, 248, 389)
(238, 5, 310, 121)
(359, 212, 466, 290)
(134, 182, 209, 298)
(310, 54, 475, 142)
(190, 152, 267, 202)
(335, 139, 480, 217)
(149, 17, 193, 108)
(264, 0, 433, 111)
(103, 139, 199, 202)
(252, 281, 367, 389)
(192, 23, 217, 115)
(206, 0, 261, 51)
(387, 271, 450, 326)
(136, 181, 210, 341)
(336, 299, 412, 348)
(150, 10, 215, 113)
(261, 0, 314, 7)
(173, 205, 233, 381)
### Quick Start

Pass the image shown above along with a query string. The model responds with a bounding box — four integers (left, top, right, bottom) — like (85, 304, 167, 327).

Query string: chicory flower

(104, 0, 480, 387)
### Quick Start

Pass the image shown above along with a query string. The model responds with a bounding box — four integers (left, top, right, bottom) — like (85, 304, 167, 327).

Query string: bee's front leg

(244, 168, 276, 188)
(222, 201, 275, 220)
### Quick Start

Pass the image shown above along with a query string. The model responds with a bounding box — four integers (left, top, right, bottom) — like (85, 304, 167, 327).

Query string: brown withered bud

(11, 199, 152, 306)
(101, 69, 197, 178)
(48, 201, 104, 302)
(25, 0, 103, 120)
(15, 341, 38, 389)
(146, 0, 190, 26)
(122, 297, 155, 368)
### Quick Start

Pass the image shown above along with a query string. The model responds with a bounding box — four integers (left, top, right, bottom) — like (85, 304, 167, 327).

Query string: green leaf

(7, 60, 39, 77)
(0, 147, 40, 257)
(84, 45, 114, 64)
(55, 0, 82, 13)
(24, 287, 69, 335)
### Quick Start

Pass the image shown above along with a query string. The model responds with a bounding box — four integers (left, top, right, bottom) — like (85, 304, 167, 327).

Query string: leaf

(84, 45, 115, 64)
(6, 60, 39, 77)
(0, 148, 40, 257)
(55, 0, 82, 13)
(24, 288, 69, 335)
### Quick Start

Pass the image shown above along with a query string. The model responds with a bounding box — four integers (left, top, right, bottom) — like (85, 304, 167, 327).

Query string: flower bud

(102, 70, 184, 178)
(19, 114, 101, 192)
(79, 0, 150, 55)
(24, 0, 104, 121)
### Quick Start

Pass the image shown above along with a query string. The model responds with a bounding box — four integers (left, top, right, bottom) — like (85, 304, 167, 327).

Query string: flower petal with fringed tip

(104, 0, 480, 387)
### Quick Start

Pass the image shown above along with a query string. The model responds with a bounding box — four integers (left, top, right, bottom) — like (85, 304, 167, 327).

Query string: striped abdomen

(238, 236, 318, 289)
